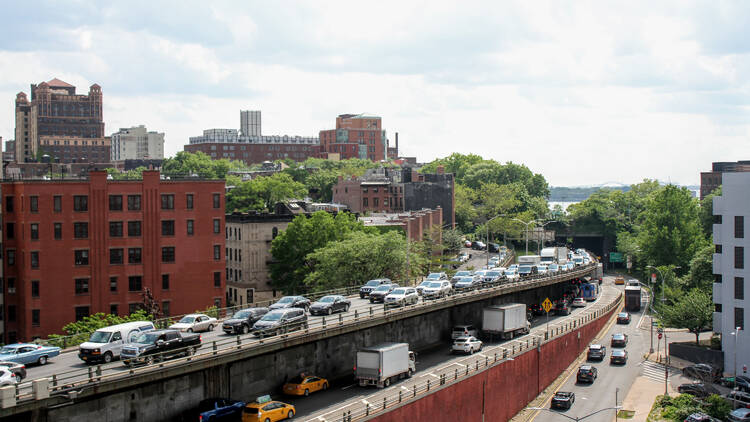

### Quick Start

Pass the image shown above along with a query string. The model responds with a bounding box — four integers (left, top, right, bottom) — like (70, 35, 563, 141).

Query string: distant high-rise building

(700, 160, 750, 199)
(240, 110, 261, 137)
(111, 125, 165, 161)
(319, 114, 388, 162)
(14, 78, 109, 164)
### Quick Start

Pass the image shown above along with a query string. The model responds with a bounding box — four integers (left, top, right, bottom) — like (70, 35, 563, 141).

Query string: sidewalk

(620, 374, 674, 422)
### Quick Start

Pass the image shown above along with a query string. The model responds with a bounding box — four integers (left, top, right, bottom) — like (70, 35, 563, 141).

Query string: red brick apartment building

(1, 170, 226, 342)
(319, 114, 388, 161)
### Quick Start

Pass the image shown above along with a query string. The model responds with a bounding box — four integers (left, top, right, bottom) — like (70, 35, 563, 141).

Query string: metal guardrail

(5, 262, 598, 409)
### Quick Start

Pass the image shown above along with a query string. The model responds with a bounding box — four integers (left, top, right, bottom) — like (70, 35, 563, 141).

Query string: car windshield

(612, 350, 625, 356)
(134, 333, 160, 344)
(89, 331, 112, 343)
(365, 280, 381, 287)
(504, 270, 516, 276)
(233, 310, 252, 319)
(179, 316, 195, 323)
(518, 266, 531, 273)
(537, 266, 547, 271)
(419, 281, 431, 286)
(618, 313, 628, 317)
(549, 265, 559, 269)
(260, 312, 283, 321)
(428, 282, 443, 288)
(427, 273, 441, 279)
(487, 271, 500, 277)
(375, 285, 391, 292)
(278, 297, 295, 304)
(391, 288, 406, 295)
(459, 277, 474, 282)
(0, 347, 18, 354)
(455, 271, 471, 277)
(613, 334, 625, 339)
(319, 296, 336, 303)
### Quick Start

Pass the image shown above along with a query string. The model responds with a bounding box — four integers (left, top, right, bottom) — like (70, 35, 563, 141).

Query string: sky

(1, 1, 748, 187)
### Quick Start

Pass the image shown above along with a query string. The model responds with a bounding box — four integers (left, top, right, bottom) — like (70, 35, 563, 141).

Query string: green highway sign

(609, 252, 624, 263)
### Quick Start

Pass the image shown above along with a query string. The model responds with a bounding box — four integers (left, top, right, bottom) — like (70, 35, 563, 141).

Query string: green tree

(441, 229, 464, 253)
(659, 288, 713, 345)
(162, 151, 245, 179)
(226, 173, 307, 212)
(661, 394, 701, 421)
(419, 153, 484, 183)
(698, 186, 721, 239)
(702, 394, 731, 420)
(269, 212, 371, 293)
(304, 169, 339, 202)
(681, 244, 714, 292)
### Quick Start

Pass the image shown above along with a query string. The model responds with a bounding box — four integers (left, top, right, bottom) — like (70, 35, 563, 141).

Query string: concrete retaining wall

(670, 342, 724, 369)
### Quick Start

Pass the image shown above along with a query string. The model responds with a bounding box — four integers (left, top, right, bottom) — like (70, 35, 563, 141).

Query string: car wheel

(345, 305, 350, 312)
(103, 352, 113, 364)
(38, 356, 48, 365)
(207, 324, 214, 331)
(327, 308, 333, 316)
(304, 389, 309, 396)
(384, 377, 391, 387)
(187, 328, 193, 333)
(323, 382, 329, 390)
(265, 418, 271, 422)
(145, 356, 154, 365)
(241, 325, 249, 335)
(14, 375, 21, 384)
(288, 410, 294, 419)
(407, 369, 414, 378)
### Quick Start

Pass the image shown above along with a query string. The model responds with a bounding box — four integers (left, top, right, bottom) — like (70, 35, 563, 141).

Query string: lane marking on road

(340, 384, 356, 390)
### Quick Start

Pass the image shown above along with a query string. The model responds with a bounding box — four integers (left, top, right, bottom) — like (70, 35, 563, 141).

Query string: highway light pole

(526, 406, 622, 421)
(512, 218, 543, 255)
(646, 265, 681, 307)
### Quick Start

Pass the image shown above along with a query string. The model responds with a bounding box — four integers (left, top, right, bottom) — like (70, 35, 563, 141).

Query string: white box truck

(518, 255, 542, 266)
(540, 248, 556, 264)
(541, 247, 569, 264)
(482, 304, 530, 340)
(355, 342, 416, 388)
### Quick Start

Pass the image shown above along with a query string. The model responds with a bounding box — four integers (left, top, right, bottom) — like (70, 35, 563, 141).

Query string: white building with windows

(713, 172, 748, 377)
(110, 125, 165, 161)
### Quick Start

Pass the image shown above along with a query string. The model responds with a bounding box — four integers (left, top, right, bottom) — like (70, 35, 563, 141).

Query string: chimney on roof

(395, 132, 399, 155)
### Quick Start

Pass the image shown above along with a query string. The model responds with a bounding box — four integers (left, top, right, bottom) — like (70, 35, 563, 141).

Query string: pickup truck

(121, 329, 202, 366)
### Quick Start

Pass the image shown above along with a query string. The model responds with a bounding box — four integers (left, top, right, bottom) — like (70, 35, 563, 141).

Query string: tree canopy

(659, 288, 714, 345)
(226, 173, 307, 212)
(161, 151, 246, 179)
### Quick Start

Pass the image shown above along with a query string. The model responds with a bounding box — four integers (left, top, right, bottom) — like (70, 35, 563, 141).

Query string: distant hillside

(549, 186, 630, 202)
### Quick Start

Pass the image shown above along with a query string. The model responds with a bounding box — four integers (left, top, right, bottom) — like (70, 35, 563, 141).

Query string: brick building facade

(319, 114, 388, 161)
(700, 160, 750, 199)
(1, 171, 226, 342)
(360, 208, 444, 243)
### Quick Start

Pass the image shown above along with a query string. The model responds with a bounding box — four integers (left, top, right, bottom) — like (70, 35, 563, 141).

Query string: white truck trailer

(482, 303, 530, 340)
(355, 342, 416, 388)
(518, 255, 542, 266)
(541, 247, 570, 264)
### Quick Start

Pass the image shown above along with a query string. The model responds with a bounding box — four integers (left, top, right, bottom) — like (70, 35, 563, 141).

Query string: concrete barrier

(669, 342, 724, 370)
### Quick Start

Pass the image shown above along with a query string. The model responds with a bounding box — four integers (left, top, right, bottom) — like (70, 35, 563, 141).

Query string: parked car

(269, 296, 311, 312)
(0, 343, 61, 366)
(617, 312, 631, 324)
(252, 308, 307, 337)
(0, 361, 26, 382)
(488, 243, 501, 253)
(729, 408, 750, 421)
(188, 398, 245, 422)
(242, 395, 295, 421)
(222, 308, 270, 335)
(454, 276, 481, 291)
(682, 364, 722, 382)
(576, 365, 598, 383)
(451, 336, 483, 354)
(309, 295, 351, 316)
(464, 240, 473, 248)
(359, 278, 392, 298)
(471, 241, 486, 250)
(610, 349, 628, 365)
(426, 272, 448, 281)
(283, 374, 329, 396)
(451, 324, 480, 340)
(422, 281, 452, 299)
(369, 283, 399, 303)
(168, 313, 217, 333)
(726, 390, 750, 409)
(458, 253, 470, 263)
(685, 412, 721, 422)
(722, 375, 750, 392)
(587, 344, 606, 361)
(0, 369, 18, 387)
(121, 329, 202, 366)
(611, 333, 629, 347)
(572, 297, 586, 308)
(551, 391, 575, 410)
(384, 287, 419, 307)
(677, 383, 720, 398)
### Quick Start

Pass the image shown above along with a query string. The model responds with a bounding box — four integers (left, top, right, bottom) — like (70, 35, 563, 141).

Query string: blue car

(0, 343, 61, 366)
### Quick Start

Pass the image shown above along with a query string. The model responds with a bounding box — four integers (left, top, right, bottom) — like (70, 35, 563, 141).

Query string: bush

(702, 394, 731, 420)
(661, 394, 701, 421)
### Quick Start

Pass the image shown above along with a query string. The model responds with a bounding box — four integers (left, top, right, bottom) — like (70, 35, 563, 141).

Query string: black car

(488, 243, 501, 253)
(252, 308, 307, 337)
(309, 295, 351, 316)
(269, 296, 311, 312)
(222, 307, 269, 335)
(677, 383, 720, 398)
(610, 349, 628, 365)
(369, 283, 399, 303)
(682, 364, 722, 382)
(555, 301, 571, 316)
(121, 329, 202, 366)
(587, 344, 606, 361)
(0, 361, 26, 382)
(359, 278, 392, 299)
(576, 365, 598, 383)
(726, 390, 750, 409)
(528, 303, 544, 316)
(616, 312, 631, 324)
(611, 333, 628, 347)
(471, 241, 486, 250)
(723, 375, 750, 392)
(551, 391, 575, 409)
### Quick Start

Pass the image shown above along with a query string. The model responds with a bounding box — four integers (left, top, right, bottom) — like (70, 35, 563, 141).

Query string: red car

(616, 312, 631, 324)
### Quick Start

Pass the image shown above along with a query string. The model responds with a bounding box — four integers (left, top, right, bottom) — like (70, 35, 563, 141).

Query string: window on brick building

(214, 245, 221, 260)
(214, 219, 221, 234)
(53, 195, 62, 212)
(75, 306, 90, 321)
(74, 250, 89, 265)
(162, 301, 171, 317)
(128, 276, 142, 292)
(128, 195, 141, 210)
(30, 251, 39, 268)
(162, 274, 170, 290)
(161, 220, 175, 236)
(30, 223, 39, 240)
(110, 304, 118, 316)
(6, 223, 14, 239)
(74, 222, 89, 238)
(128, 221, 141, 237)
(161, 194, 174, 210)
(213, 193, 221, 209)
(30, 196, 38, 212)
(54, 223, 62, 239)
(363, 198, 368, 207)
(32, 309, 40, 326)
(186, 194, 194, 210)
(75, 278, 89, 294)
(31, 280, 39, 298)
(5, 196, 13, 213)
(73, 195, 88, 211)
(214, 272, 221, 287)
(109, 221, 123, 237)
(187, 220, 194, 235)
(109, 195, 123, 211)
(110, 277, 118, 292)
(7, 250, 15, 266)
(162, 247, 175, 263)
(128, 248, 142, 264)
(110, 248, 124, 265)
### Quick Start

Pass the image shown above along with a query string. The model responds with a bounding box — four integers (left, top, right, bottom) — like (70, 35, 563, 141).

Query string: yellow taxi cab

(614, 276, 625, 285)
(242, 395, 295, 422)
(283, 374, 329, 396)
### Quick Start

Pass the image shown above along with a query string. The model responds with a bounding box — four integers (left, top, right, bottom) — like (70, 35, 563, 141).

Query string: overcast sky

(1, 1, 748, 186)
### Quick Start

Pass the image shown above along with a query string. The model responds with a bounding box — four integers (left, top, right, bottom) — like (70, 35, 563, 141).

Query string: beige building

(225, 212, 295, 306)
(111, 125, 165, 161)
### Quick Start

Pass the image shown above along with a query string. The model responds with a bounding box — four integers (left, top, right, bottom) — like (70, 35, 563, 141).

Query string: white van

(78, 321, 155, 363)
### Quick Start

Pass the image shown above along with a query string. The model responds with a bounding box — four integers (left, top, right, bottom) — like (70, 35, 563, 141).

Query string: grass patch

(617, 409, 635, 419)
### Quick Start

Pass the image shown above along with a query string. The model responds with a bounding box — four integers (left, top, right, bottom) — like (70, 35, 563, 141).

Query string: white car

(548, 264, 560, 274)
(422, 281, 452, 299)
(169, 314, 217, 332)
(451, 336, 483, 354)
(504, 269, 519, 281)
(384, 287, 419, 307)
(416, 280, 432, 296)
(451, 271, 473, 285)
(536, 265, 548, 275)
(0, 368, 18, 386)
(483, 270, 503, 283)
(572, 297, 586, 308)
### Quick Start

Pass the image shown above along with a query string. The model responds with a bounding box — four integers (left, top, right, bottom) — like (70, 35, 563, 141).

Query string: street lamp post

(646, 265, 680, 359)
(511, 217, 544, 255)
(526, 406, 622, 421)
(733, 326, 742, 379)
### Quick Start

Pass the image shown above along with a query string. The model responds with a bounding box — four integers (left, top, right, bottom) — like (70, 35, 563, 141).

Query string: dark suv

(222, 307, 269, 335)
(587, 344, 606, 361)
(576, 365, 598, 383)
(551, 391, 575, 409)
(252, 308, 307, 336)
(369, 283, 399, 303)
(359, 278, 392, 299)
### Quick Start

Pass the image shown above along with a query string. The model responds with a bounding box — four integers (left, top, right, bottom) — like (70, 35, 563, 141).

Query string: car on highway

(451, 336, 483, 354)
(611, 333, 629, 347)
(426, 272, 448, 281)
(576, 365, 598, 383)
(677, 383, 720, 398)
(528, 303, 544, 316)
(614, 275, 625, 285)
(572, 297, 586, 308)
(421, 281, 452, 299)
(610, 349, 628, 365)
(548, 264, 560, 274)
(283, 374, 329, 396)
(0, 361, 26, 383)
(0, 343, 61, 366)
(252, 308, 307, 337)
(168, 313, 217, 333)
(555, 300, 571, 316)
(551, 391, 575, 410)
(617, 312, 631, 324)
(369, 283, 399, 303)
(454, 275, 482, 291)
(682, 363, 721, 382)
(452, 324, 479, 340)
(242, 395, 295, 422)
(483, 270, 503, 283)
(416, 280, 432, 295)
(359, 278, 392, 299)
(587, 344, 606, 361)
(269, 296, 311, 312)
(222, 307, 270, 335)
(536, 265, 548, 275)
(503, 268, 520, 281)
(384, 287, 419, 307)
(729, 408, 750, 421)
(518, 265, 537, 278)
(0, 369, 18, 387)
(121, 329, 202, 366)
(309, 295, 351, 316)
(451, 271, 473, 285)
(188, 398, 245, 421)
(566, 262, 576, 270)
